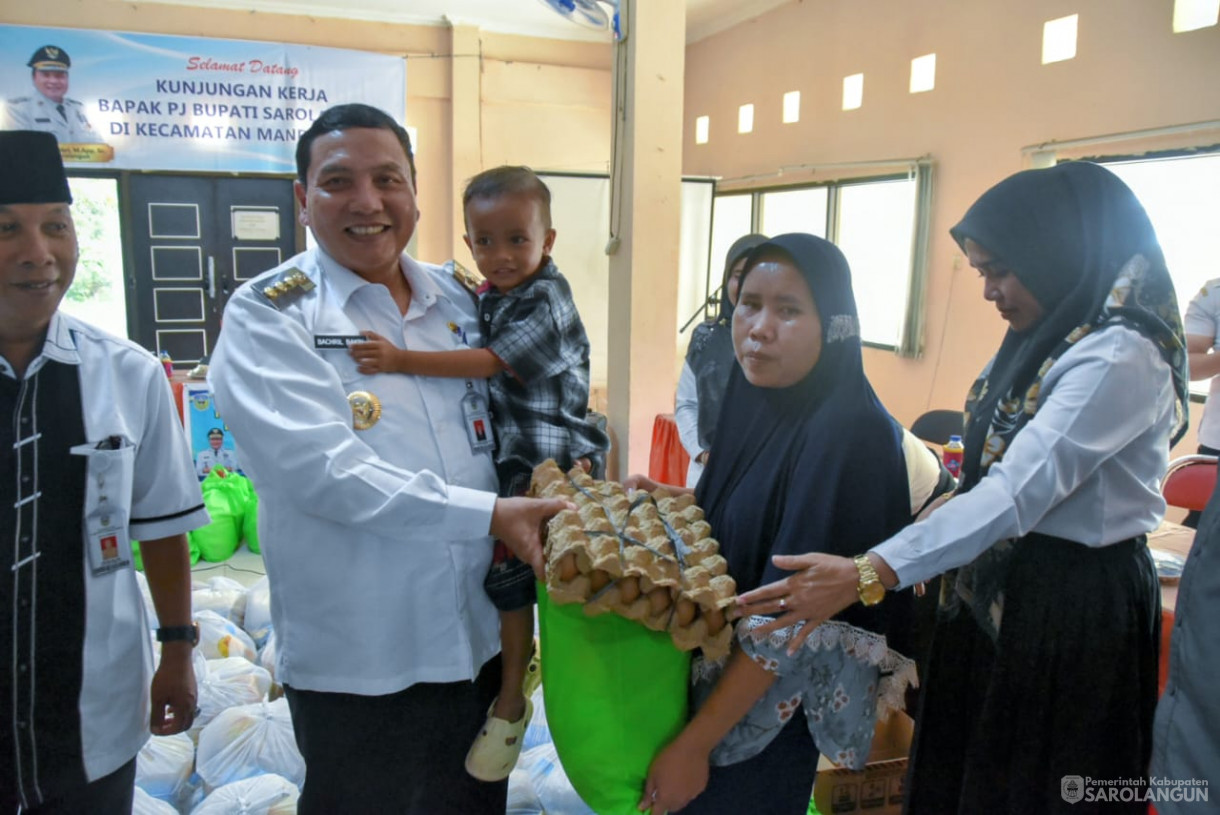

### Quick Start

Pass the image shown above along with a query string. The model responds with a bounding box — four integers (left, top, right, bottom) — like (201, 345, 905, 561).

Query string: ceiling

(139, 0, 792, 43)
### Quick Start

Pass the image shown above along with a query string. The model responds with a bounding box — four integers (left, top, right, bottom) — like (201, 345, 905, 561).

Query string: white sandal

(464, 696, 534, 782)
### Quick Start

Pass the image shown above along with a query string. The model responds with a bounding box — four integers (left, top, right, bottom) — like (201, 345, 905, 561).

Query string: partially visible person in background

(675, 233, 767, 487)
(1181, 277, 1220, 527)
(1150, 475, 1220, 813)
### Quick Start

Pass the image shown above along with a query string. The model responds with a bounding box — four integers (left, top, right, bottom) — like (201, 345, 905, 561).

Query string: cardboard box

(812, 713, 914, 815)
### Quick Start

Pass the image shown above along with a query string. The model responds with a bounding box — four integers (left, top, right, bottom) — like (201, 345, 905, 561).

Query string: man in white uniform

(4, 46, 104, 144)
(208, 104, 570, 814)
(1, 131, 207, 812)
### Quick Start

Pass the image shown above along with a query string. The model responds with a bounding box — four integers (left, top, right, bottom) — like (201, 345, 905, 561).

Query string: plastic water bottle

(942, 435, 964, 480)
(159, 350, 174, 378)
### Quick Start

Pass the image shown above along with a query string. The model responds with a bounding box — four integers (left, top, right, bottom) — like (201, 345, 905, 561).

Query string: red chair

(1161, 454, 1219, 511)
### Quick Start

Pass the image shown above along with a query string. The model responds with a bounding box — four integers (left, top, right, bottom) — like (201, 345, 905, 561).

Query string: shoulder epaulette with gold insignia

(449, 260, 484, 297)
(256, 267, 315, 310)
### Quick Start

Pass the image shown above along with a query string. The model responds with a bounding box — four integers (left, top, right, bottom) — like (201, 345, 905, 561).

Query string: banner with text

(0, 25, 406, 172)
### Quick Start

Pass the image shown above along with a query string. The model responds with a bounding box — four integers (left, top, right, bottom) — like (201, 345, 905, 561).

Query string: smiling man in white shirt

(208, 103, 570, 814)
(1, 130, 206, 813)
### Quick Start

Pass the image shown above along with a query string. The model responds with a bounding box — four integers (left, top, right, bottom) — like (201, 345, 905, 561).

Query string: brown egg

(648, 587, 672, 614)
(675, 599, 697, 627)
(590, 570, 611, 593)
(557, 552, 579, 581)
(619, 576, 641, 603)
(704, 607, 726, 634)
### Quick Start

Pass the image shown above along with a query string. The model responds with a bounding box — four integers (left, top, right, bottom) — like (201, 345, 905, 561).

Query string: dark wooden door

(127, 174, 297, 367)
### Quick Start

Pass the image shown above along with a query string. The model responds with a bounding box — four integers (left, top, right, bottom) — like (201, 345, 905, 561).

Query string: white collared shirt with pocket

(1, 312, 208, 785)
(209, 248, 501, 696)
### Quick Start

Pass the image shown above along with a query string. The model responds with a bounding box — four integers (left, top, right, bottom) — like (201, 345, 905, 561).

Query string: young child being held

(349, 165, 609, 781)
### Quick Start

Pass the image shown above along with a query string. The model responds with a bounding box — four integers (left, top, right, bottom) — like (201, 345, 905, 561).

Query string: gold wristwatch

(854, 555, 886, 606)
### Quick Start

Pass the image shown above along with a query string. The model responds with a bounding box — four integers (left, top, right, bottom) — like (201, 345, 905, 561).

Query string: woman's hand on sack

(733, 553, 861, 654)
(490, 496, 576, 578)
(638, 734, 710, 813)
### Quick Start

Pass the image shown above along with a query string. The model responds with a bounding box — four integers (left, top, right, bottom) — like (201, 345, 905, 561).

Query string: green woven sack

(230, 475, 261, 554)
(537, 583, 690, 815)
(189, 468, 243, 562)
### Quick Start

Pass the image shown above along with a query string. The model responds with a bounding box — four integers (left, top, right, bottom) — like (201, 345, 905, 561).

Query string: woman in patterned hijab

(737, 162, 1186, 814)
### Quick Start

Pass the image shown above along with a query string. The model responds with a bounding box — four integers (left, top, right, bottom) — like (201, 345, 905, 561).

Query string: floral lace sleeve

(692, 616, 917, 770)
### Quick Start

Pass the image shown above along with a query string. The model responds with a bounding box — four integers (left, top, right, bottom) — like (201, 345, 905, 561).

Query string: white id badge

(70, 437, 135, 576)
(461, 384, 496, 454)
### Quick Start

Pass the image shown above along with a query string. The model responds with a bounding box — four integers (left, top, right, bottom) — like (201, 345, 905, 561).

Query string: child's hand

(350, 331, 400, 374)
(576, 457, 593, 474)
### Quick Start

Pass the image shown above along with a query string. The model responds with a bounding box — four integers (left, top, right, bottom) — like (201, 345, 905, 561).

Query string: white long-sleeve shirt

(209, 248, 500, 695)
(675, 361, 704, 488)
(872, 325, 1172, 589)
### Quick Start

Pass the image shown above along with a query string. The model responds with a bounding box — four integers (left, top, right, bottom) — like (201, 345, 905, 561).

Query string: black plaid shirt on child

(479, 260, 609, 493)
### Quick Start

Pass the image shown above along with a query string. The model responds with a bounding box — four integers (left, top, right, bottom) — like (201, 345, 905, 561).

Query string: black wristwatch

(156, 622, 200, 647)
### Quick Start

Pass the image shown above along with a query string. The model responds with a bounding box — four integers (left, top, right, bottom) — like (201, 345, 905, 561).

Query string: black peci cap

(0, 131, 72, 206)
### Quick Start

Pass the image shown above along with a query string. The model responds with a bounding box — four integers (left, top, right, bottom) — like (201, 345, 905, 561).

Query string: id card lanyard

(83, 436, 132, 576)
(461, 380, 495, 454)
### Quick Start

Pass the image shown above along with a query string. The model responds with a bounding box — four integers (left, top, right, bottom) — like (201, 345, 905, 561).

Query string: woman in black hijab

(634, 234, 917, 814)
(675, 233, 767, 486)
(738, 162, 1187, 814)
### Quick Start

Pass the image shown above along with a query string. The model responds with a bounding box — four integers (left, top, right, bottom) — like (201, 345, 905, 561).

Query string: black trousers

(905, 535, 1160, 814)
(21, 757, 135, 814)
(678, 712, 819, 814)
(284, 654, 506, 815)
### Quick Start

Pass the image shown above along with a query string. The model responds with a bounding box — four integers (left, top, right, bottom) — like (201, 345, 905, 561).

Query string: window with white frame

(1097, 150, 1220, 396)
(707, 193, 754, 291)
(708, 171, 929, 351)
(761, 187, 828, 239)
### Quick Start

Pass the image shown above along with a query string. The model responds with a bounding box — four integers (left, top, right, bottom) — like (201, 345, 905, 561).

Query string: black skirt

(905, 533, 1160, 814)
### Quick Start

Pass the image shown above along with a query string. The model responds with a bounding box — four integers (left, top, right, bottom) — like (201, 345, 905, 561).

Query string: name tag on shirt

(71, 436, 135, 576)
(314, 335, 366, 349)
(461, 386, 495, 454)
(88, 523, 131, 576)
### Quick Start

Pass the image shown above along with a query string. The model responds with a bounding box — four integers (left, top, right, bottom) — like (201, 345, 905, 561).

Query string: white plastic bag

(243, 577, 273, 647)
(193, 576, 249, 627)
(508, 688, 595, 815)
(507, 762, 544, 815)
(196, 698, 304, 791)
(257, 631, 281, 700)
(136, 731, 195, 804)
(522, 685, 549, 750)
(527, 742, 596, 815)
(133, 785, 179, 815)
(193, 657, 272, 739)
(190, 773, 300, 814)
(197, 609, 257, 662)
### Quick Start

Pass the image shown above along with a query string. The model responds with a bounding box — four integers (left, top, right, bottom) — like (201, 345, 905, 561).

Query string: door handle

(207, 256, 217, 299)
